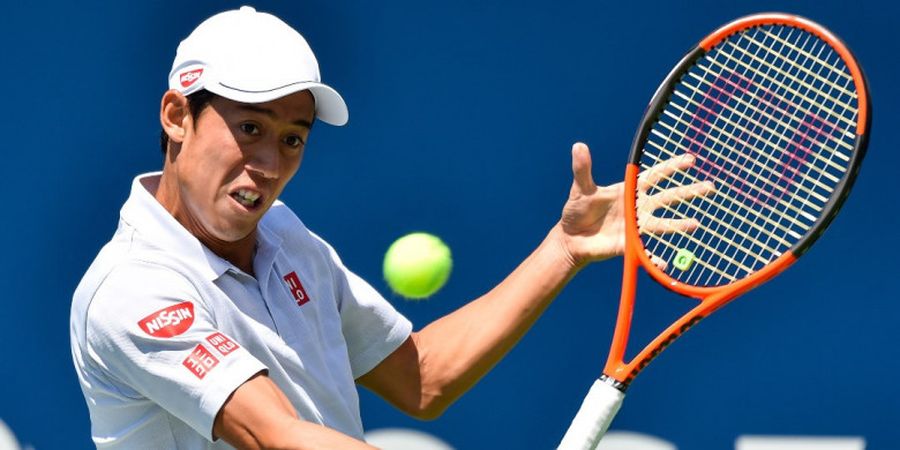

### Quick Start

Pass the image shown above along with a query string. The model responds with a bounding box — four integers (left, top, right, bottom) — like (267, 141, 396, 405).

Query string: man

(70, 6, 708, 449)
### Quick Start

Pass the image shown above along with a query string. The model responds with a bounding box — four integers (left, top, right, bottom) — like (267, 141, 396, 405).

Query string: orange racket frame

(602, 13, 871, 388)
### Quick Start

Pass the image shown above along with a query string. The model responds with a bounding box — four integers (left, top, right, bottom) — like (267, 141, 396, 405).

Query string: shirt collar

(120, 172, 281, 281)
(253, 219, 283, 283)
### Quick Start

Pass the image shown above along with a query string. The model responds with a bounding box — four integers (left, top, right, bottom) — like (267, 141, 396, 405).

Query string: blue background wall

(1, 0, 897, 448)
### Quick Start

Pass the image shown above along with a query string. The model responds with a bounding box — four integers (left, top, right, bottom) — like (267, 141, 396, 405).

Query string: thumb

(570, 142, 597, 196)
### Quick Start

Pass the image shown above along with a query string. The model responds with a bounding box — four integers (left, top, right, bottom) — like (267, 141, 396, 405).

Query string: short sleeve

(315, 236, 413, 378)
(84, 260, 267, 441)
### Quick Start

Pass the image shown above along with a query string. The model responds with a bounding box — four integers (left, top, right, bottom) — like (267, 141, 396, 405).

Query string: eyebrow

(236, 104, 314, 129)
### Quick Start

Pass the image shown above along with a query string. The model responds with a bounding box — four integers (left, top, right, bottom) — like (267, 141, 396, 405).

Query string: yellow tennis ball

(383, 232, 452, 299)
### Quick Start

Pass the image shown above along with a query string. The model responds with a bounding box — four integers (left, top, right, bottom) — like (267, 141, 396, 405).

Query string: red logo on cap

(179, 68, 204, 88)
(138, 302, 195, 338)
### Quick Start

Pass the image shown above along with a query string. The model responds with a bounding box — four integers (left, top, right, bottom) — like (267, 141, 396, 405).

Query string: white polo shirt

(70, 173, 412, 449)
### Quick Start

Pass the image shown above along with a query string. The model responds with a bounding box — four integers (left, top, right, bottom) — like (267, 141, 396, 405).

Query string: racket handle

(557, 377, 625, 450)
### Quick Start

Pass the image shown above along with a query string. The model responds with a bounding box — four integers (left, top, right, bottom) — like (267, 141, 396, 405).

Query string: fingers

(570, 142, 597, 196)
(638, 216, 701, 235)
(646, 250, 669, 271)
(643, 180, 716, 211)
(633, 154, 711, 252)
(638, 153, 696, 192)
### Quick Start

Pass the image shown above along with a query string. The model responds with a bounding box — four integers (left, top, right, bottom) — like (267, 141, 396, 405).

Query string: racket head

(603, 13, 869, 387)
(627, 12, 869, 295)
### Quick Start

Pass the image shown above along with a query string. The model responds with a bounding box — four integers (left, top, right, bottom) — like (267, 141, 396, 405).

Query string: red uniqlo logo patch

(283, 271, 310, 307)
(183, 344, 218, 379)
(138, 302, 195, 338)
(206, 332, 239, 356)
(179, 68, 203, 87)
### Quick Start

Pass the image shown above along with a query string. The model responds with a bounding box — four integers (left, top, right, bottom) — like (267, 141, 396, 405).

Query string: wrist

(545, 223, 586, 275)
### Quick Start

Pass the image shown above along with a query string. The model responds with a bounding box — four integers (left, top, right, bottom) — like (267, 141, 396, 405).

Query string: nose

(246, 145, 279, 179)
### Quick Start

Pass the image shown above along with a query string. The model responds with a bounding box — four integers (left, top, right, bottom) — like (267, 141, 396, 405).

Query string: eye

(239, 123, 260, 136)
(283, 134, 305, 148)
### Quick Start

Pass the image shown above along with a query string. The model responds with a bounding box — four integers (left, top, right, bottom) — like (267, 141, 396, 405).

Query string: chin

(210, 220, 258, 243)
(216, 230, 256, 243)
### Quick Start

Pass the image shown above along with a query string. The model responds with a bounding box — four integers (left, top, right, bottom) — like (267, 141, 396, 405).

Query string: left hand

(556, 143, 714, 269)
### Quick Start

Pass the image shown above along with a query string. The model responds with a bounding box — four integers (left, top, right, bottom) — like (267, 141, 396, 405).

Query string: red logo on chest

(283, 271, 311, 307)
(138, 302, 195, 337)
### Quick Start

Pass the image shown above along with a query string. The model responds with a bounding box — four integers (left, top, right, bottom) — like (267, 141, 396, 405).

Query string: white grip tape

(557, 379, 626, 450)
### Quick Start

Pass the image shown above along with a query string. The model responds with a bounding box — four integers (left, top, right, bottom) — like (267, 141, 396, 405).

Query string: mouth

(229, 188, 263, 210)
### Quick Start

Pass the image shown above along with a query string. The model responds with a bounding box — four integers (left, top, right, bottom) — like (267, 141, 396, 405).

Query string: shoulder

(74, 219, 204, 305)
(97, 258, 202, 302)
(75, 238, 204, 309)
(77, 255, 205, 340)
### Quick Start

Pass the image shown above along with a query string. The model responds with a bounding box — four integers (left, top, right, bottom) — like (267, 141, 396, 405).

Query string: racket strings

(677, 72, 851, 191)
(680, 28, 856, 284)
(689, 33, 854, 177)
(653, 109, 830, 213)
(680, 25, 856, 284)
(720, 32, 858, 122)
(639, 24, 859, 286)
(758, 28, 853, 84)
(642, 142, 806, 243)
(638, 180, 775, 276)
(639, 159, 792, 254)
(705, 38, 856, 157)
(673, 81, 848, 183)
(638, 160, 786, 282)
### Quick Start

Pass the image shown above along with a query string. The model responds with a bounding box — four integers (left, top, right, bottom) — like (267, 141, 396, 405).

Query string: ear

(160, 90, 190, 144)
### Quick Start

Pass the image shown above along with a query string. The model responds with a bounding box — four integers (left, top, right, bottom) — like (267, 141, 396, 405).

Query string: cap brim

(306, 84, 349, 126)
(205, 81, 348, 126)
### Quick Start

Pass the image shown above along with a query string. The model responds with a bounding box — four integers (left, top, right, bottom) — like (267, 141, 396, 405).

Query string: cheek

(287, 153, 303, 174)
(280, 149, 303, 176)
(177, 141, 243, 206)
(273, 154, 303, 195)
(190, 138, 245, 180)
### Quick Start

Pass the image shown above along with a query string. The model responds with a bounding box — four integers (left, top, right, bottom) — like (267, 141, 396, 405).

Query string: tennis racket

(559, 13, 870, 449)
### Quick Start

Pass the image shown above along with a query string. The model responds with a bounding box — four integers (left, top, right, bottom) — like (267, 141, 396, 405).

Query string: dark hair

(160, 89, 218, 155)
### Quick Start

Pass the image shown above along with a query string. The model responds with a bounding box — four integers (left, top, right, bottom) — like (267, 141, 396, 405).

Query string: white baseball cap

(168, 6, 348, 126)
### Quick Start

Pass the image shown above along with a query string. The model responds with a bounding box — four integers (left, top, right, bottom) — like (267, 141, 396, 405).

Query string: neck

(201, 230, 257, 277)
(150, 173, 258, 277)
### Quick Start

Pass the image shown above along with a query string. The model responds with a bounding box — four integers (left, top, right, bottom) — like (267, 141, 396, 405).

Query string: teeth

(238, 189, 260, 201)
(233, 189, 261, 206)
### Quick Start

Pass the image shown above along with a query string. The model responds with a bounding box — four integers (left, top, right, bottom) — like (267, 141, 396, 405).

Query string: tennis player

(70, 6, 706, 449)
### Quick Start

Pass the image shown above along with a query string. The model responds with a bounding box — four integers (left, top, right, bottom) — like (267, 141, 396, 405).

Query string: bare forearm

(216, 374, 377, 450)
(270, 421, 377, 450)
(222, 417, 377, 450)
(413, 223, 581, 413)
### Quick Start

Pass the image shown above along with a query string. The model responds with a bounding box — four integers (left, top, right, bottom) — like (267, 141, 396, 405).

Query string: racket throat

(603, 247, 640, 383)
(604, 247, 711, 388)
(626, 314, 705, 384)
(598, 373, 628, 393)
